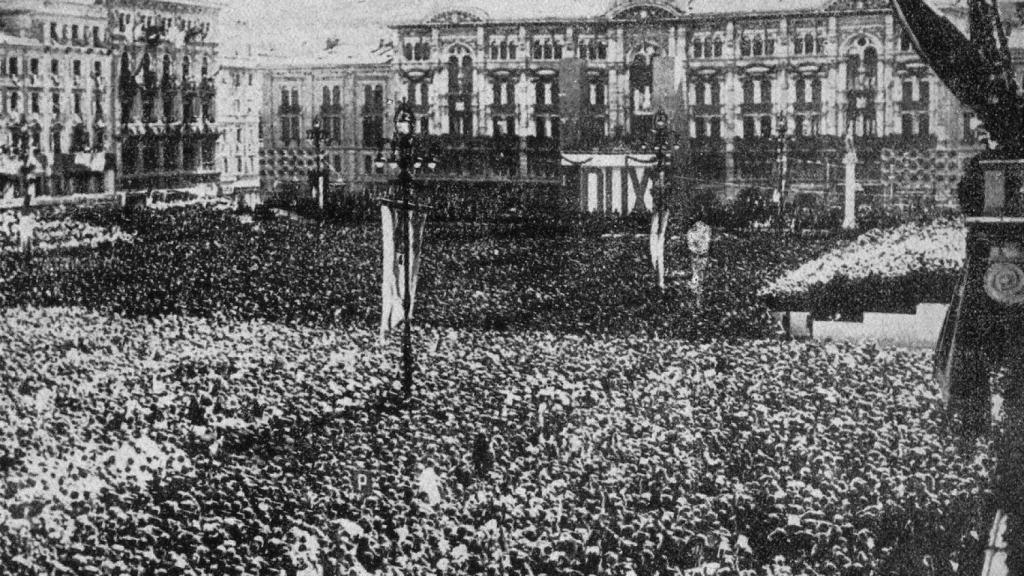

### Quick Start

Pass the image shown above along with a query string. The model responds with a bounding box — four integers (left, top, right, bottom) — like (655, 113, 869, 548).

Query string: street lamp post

(375, 102, 436, 400)
(307, 116, 328, 211)
(772, 112, 791, 227)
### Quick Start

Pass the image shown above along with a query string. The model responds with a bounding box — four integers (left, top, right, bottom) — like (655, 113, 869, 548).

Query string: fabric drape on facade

(380, 203, 427, 339)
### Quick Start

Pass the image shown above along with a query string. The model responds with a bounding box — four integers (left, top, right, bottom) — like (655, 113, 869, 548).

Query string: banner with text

(562, 154, 658, 214)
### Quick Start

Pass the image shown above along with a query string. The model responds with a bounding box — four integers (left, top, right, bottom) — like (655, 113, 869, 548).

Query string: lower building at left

(0, 0, 114, 201)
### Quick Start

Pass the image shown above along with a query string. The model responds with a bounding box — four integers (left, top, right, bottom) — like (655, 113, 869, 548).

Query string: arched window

(332, 86, 341, 106)
(182, 56, 190, 81)
(553, 42, 562, 59)
(201, 57, 208, 78)
(543, 42, 553, 60)
(404, 43, 413, 60)
(711, 78, 720, 104)
(752, 36, 763, 56)
(508, 43, 517, 59)
(162, 54, 171, 81)
(765, 37, 775, 55)
(533, 41, 542, 59)
(323, 86, 330, 107)
(740, 37, 751, 56)
(863, 46, 877, 78)
(693, 38, 704, 59)
(500, 41, 508, 60)
(794, 35, 804, 55)
(713, 37, 723, 57)
(420, 82, 428, 105)
(490, 42, 498, 59)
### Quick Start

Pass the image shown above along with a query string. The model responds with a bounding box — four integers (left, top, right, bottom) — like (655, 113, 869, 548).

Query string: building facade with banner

(105, 0, 224, 193)
(389, 0, 982, 215)
(0, 0, 115, 203)
(258, 42, 393, 202)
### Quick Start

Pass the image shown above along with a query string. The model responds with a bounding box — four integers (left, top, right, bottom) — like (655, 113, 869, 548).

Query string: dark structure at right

(891, 0, 1024, 573)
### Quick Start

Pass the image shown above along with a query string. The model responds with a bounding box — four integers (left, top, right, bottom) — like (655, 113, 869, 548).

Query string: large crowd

(0, 205, 991, 576)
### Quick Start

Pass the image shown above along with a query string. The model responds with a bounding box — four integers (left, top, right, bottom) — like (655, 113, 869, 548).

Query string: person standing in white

(687, 219, 711, 298)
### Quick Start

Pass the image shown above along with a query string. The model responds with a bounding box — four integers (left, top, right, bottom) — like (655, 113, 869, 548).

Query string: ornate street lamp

(375, 101, 436, 401)
(307, 115, 328, 210)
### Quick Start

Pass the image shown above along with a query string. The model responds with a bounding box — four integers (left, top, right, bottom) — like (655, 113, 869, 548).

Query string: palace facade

(105, 0, 224, 193)
(0, 0, 114, 201)
(258, 43, 393, 201)
(386, 0, 980, 209)
(216, 25, 261, 193)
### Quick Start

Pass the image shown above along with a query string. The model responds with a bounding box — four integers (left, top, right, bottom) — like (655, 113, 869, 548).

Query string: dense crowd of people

(0, 205, 991, 575)
(0, 206, 838, 340)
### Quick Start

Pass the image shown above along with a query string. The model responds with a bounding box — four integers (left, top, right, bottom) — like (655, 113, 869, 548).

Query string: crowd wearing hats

(0, 205, 990, 576)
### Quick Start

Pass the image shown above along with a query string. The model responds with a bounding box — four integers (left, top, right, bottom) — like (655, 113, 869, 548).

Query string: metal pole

(401, 134, 414, 399)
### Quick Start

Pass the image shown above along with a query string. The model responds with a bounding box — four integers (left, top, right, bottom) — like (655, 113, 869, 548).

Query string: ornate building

(0, 0, 113, 201)
(104, 0, 224, 192)
(389, 0, 979, 211)
(259, 42, 393, 200)
(216, 23, 260, 193)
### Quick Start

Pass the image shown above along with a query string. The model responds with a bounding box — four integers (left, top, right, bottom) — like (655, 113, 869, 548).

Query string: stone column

(843, 150, 857, 229)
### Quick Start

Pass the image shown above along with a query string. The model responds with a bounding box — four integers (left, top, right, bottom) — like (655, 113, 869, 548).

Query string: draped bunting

(380, 203, 427, 340)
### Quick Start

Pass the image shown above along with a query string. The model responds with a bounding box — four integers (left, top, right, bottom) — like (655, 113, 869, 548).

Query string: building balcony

(739, 102, 772, 114)
(793, 101, 821, 113)
(489, 103, 517, 115)
(117, 169, 220, 190)
(899, 100, 929, 112)
(534, 103, 559, 114)
(691, 104, 722, 115)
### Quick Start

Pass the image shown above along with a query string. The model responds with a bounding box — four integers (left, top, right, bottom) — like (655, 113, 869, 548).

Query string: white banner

(380, 204, 427, 340)
(562, 153, 658, 214)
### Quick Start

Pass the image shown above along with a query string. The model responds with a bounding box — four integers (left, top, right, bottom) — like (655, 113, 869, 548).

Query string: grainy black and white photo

(1, 0, 1022, 574)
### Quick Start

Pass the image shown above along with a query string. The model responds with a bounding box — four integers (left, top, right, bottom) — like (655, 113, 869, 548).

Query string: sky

(220, 0, 426, 56)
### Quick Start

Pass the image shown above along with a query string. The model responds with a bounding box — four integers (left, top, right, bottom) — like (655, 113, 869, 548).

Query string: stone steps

(774, 303, 949, 348)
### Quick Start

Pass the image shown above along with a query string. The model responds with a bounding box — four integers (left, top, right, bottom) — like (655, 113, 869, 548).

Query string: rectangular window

(52, 92, 60, 114)
(9, 57, 18, 76)
(281, 88, 289, 107)
(760, 79, 771, 103)
(919, 114, 929, 136)
(51, 23, 58, 40)
(94, 62, 101, 77)
(73, 60, 81, 76)
(743, 116, 755, 138)
(902, 114, 913, 135)
(902, 80, 913, 103)
(919, 80, 930, 102)
(710, 117, 721, 139)
(30, 59, 39, 75)
(31, 93, 39, 113)
(363, 155, 372, 174)
(51, 59, 59, 75)
(795, 79, 805, 104)
(72, 25, 79, 41)
(74, 92, 81, 114)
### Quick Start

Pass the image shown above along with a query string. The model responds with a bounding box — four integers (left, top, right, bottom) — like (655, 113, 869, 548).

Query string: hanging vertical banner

(649, 209, 670, 288)
(380, 202, 427, 340)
